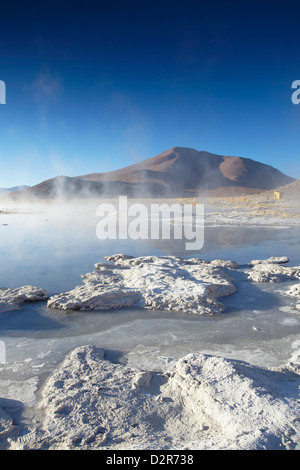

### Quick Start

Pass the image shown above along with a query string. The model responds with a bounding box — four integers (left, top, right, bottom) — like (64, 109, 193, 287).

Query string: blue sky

(0, 0, 300, 187)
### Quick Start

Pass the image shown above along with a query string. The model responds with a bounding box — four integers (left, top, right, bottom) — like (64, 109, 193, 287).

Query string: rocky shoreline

(0, 254, 299, 450)
(2, 345, 299, 450)
(2, 253, 299, 316)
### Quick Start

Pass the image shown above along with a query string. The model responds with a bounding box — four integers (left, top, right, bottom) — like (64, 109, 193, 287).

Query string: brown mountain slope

(11, 176, 141, 199)
(10, 147, 295, 199)
(264, 178, 300, 199)
(78, 147, 295, 196)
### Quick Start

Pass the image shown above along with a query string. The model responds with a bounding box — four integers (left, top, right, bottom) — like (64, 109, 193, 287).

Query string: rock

(47, 286, 140, 311)
(165, 352, 300, 450)
(285, 350, 300, 374)
(104, 254, 134, 263)
(250, 257, 290, 265)
(0, 407, 13, 437)
(47, 255, 237, 315)
(208, 259, 239, 269)
(0, 286, 49, 313)
(246, 259, 300, 283)
(131, 371, 152, 390)
(286, 284, 300, 298)
(8, 346, 299, 450)
(9, 345, 163, 450)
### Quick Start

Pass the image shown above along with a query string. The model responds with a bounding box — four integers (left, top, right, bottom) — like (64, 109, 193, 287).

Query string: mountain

(21, 175, 139, 199)
(10, 147, 295, 199)
(78, 147, 295, 196)
(0, 185, 30, 193)
(266, 178, 300, 199)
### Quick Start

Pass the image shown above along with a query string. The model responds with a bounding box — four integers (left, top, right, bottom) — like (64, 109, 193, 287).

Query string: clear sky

(0, 0, 300, 187)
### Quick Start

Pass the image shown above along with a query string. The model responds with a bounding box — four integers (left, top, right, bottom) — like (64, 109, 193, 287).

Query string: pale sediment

(0, 406, 13, 438)
(47, 255, 237, 315)
(1, 255, 300, 450)
(249, 256, 290, 265)
(0, 286, 49, 313)
(7, 345, 300, 450)
(47, 254, 300, 314)
(246, 259, 300, 283)
(286, 283, 300, 298)
(2, 256, 300, 315)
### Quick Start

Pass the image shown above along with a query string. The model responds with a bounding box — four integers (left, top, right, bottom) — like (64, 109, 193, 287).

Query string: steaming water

(0, 201, 300, 424)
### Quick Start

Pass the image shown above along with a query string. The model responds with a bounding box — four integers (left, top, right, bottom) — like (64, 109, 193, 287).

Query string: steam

(24, 71, 63, 127)
(4, 146, 297, 203)
(1, 146, 298, 285)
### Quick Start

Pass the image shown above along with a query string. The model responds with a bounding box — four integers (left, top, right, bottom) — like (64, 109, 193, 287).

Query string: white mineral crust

(0, 407, 13, 437)
(47, 255, 237, 315)
(246, 258, 300, 283)
(9, 345, 299, 450)
(249, 256, 290, 265)
(0, 286, 49, 313)
(286, 283, 300, 298)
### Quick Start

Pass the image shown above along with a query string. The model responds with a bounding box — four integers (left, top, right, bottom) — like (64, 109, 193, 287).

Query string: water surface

(0, 204, 299, 423)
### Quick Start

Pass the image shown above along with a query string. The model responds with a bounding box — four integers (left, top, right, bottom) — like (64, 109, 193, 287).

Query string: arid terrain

(8, 147, 295, 200)
(0, 170, 299, 451)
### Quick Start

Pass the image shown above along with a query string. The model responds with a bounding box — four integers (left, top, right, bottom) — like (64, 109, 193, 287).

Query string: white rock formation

(286, 283, 300, 298)
(246, 258, 300, 283)
(0, 286, 49, 313)
(0, 407, 13, 437)
(250, 257, 290, 266)
(9, 345, 300, 450)
(47, 255, 237, 315)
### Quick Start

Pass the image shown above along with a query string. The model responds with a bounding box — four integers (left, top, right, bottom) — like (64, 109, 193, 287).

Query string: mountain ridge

(8, 147, 296, 199)
(77, 146, 295, 195)
(0, 185, 30, 193)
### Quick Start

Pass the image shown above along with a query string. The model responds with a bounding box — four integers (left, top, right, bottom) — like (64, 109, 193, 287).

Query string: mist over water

(0, 197, 300, 426)
(1, 199, 299, 292)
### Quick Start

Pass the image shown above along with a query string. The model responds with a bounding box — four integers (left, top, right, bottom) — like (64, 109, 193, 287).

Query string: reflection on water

(1, 211, 299, 293)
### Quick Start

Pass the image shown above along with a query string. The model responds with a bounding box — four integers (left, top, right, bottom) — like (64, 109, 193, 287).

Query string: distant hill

(78, 147, 295, 196)
(19, 175, 139, 199)
(266, 178, 300, 199)
(0, 185, 30, 193)
(10, 147, 296, 199)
